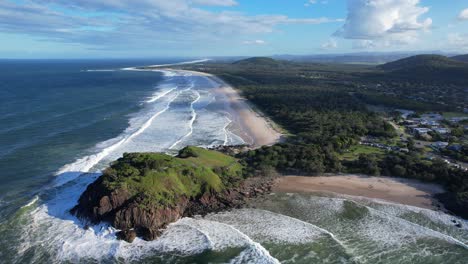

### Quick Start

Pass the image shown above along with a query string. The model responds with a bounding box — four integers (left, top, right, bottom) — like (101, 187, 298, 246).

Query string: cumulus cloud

(458, 8, 468, 21)
(335, 0, 432, 47)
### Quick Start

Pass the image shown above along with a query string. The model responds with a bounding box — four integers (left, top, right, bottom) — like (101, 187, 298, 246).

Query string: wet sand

(273, 175, 446, 209)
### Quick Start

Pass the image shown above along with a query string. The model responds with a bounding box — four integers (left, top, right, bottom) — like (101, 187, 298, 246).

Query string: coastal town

(360, 109, 468, 171)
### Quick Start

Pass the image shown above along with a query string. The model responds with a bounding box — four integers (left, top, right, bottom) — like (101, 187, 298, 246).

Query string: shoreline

(157, 68, 283, 148)
(273, 175, 446, 210)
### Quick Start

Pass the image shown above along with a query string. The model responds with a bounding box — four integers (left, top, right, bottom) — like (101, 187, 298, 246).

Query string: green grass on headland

(102, 146, 244, 208)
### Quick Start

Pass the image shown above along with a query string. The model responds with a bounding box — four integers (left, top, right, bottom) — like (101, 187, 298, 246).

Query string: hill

(232, 57, 286, 67)
(71, 147, 266, 242)
(379, 55, 466, 71)
(378, 55, 468, 83)
(452, 54, 468, 63)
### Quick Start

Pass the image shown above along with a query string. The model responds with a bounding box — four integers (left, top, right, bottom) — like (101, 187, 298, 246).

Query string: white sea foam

(147, 59, 210, 68)
(11, 64, 321, 263)
(21, 195, 39, 209)
(83, 69, 116, 72)
(169, 89, 201, 150)
(146, 88, 176, 103)
(206, 209, 325, 244)
(121, 59, 210, 72)
(53, 91, 180, 187)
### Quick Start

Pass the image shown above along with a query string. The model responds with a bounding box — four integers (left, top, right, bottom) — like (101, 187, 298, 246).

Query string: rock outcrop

(72, 175, 273, 242)
(71, 147, 274, 242)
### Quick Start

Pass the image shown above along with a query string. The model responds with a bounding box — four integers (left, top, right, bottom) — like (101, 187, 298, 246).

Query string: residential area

(359, 110, 468, 171)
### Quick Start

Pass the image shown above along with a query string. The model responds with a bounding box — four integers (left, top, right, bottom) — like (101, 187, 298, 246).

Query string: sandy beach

(273, 175, 445, 209)
(167, 69, 282, 147)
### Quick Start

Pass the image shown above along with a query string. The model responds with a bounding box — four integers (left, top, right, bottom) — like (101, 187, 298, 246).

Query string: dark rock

(72, 176, 275, 242)
(116, 229, 137, 243)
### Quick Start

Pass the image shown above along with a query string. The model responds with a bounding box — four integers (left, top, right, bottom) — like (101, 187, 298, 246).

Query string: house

(447, 145, 462, 151)
(431, 141, 449, 149)
(433, 128, 451, 135)
(428, 121, 440, 127)
(421, 113, 443, 121)
(395, 109, 415, 119)
(413, 127, 431, 135)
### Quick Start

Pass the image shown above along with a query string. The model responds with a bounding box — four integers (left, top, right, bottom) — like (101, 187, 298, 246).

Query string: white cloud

(304, 0, 328, 7)
(448, 33, 468, 51)
(243, 40, 266, 45)
(192, 0, 238, 6)
(321, 38, 337, 49)
(305, 0, 317, 7)
(335, 0, 432, 47)
(0, 0, 342, 50)
(458, 8, 468, 21)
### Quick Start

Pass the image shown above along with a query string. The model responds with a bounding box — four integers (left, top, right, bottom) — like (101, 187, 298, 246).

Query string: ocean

(0, 59, 466, 263)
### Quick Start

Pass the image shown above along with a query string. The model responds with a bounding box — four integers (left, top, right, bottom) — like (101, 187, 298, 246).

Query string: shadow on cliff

(43, 171, 108, 232)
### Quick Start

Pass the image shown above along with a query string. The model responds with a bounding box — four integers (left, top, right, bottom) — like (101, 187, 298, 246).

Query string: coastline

(158, 68, 283, 148)
(273, 175, 446, 210)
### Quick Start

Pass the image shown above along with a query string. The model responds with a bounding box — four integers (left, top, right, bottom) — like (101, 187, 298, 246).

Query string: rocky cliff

(71, 147, 272, 242)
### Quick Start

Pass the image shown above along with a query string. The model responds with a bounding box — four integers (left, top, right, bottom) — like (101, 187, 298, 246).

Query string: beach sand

(273, 175, 445, 209)
(169, 69, 282, 147)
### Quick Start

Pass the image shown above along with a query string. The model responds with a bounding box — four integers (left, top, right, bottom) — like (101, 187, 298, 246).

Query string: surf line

(363, 202, 468, 249)
(256, 209, 356, 261)
(217, 221, 280, 264)
(54, 91, 180, 186)
(169, 87, 201, 150)
(179, 219, 279, 263)
(147, 88, 176, 103)
(222, 116, 232, 146)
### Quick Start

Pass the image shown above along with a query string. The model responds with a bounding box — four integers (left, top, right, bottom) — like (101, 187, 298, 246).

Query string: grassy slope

(339, 145, 385, 161)
(102, 147, 244, 207)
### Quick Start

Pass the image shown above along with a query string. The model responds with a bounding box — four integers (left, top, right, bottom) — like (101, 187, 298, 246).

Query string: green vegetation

(451, 54, 468, 63)
(181, 56, 468, 217)
(379, 55, 467, 72)
(339, 145, 385, 161)
(442, 112, 468, 118)
(101, 147, 244, 208)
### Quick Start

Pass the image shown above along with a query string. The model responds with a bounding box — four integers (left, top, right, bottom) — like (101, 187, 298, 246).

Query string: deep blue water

(0, 59, 177, 217)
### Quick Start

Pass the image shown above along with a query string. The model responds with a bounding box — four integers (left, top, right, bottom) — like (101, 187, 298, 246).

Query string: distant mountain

(232, 57, 282, 66)
(272, 51, 457, 65)
(378, 55, 468, 82)
(451, 54, 468, 63)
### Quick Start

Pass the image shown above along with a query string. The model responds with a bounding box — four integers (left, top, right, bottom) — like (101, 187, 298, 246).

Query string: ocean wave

(82, 69, 116, 72)
(121, 59, 210, 72)
(53, 90, 180, 187)
(169, 88, 201, 150)
(146, 87, 176, 103)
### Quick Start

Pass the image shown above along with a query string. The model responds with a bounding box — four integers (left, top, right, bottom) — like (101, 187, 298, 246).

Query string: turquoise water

(0, 60, 466, 263)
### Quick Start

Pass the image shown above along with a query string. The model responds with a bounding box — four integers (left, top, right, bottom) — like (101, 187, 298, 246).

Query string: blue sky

(0, 0, 468, 58)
